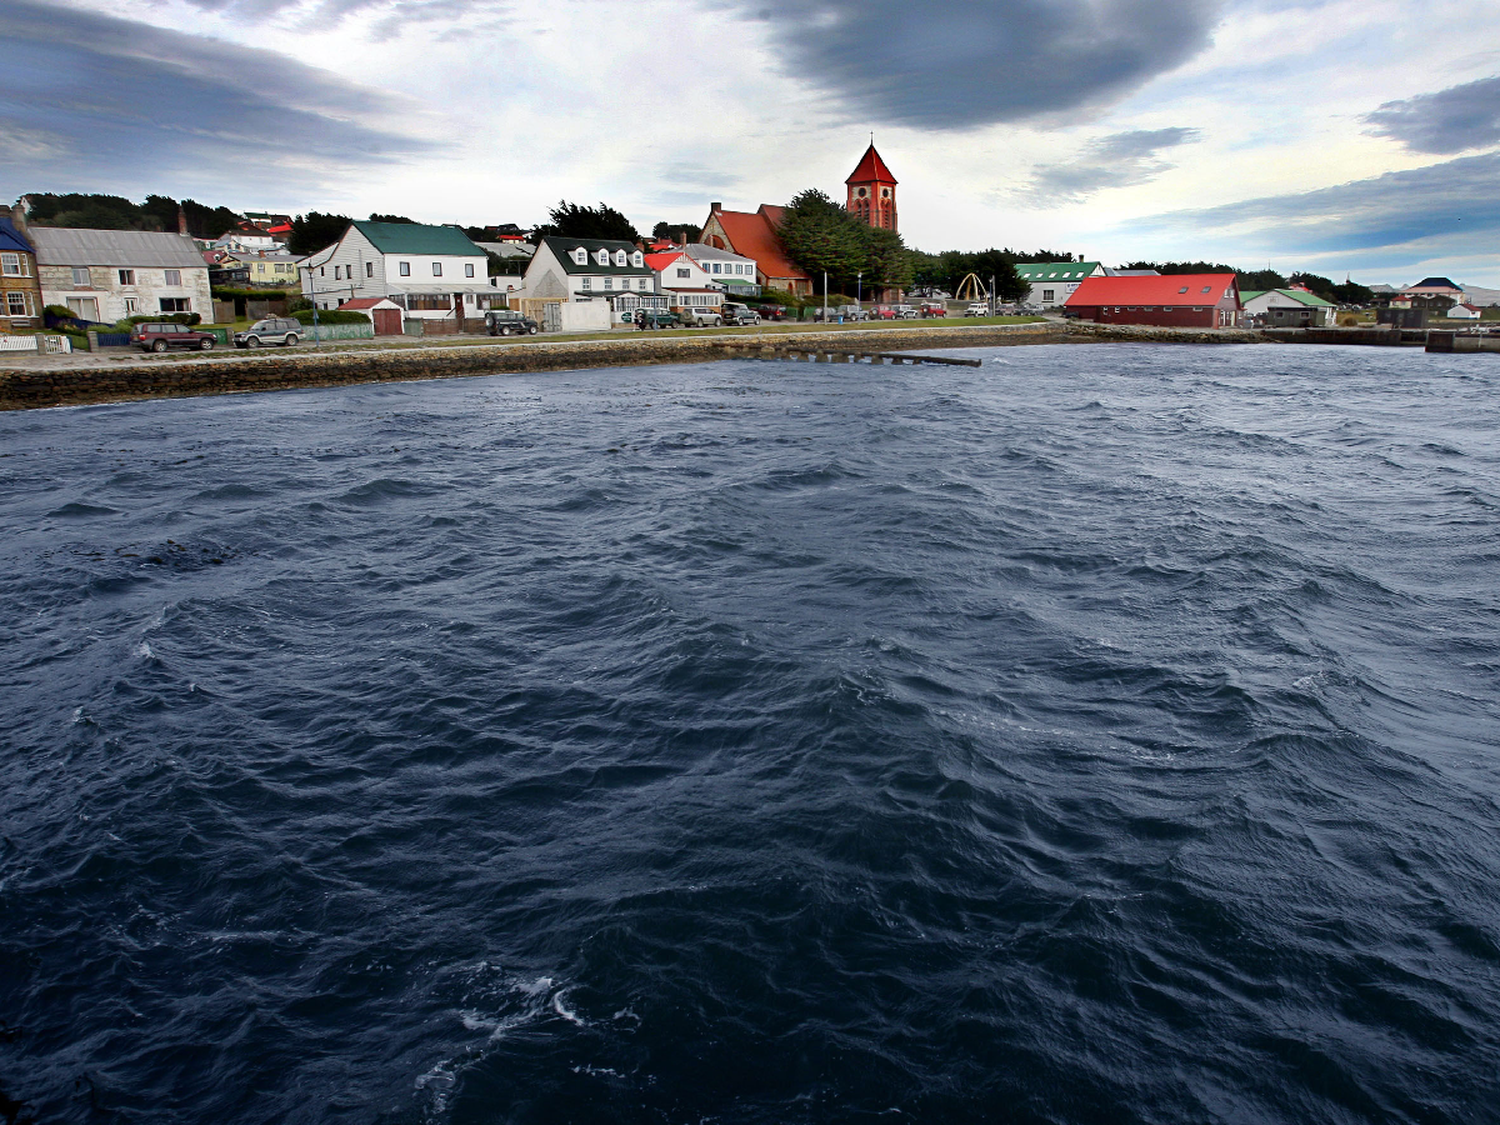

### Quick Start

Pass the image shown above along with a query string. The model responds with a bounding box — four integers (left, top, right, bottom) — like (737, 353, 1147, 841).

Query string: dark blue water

(3, 343, 1500, 1124)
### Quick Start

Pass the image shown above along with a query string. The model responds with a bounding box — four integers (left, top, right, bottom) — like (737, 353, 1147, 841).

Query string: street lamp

(857, 271, 862, 310)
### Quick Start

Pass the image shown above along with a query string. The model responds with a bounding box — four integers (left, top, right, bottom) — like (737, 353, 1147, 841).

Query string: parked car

(758, 305, 788, 321)
(892, 304, 919, 319)
(233, 317, 302, 348)
(919, 302, 948, 318)
(133, 322, 216, 352)
(682, 307, 724, 327)
(835, 304, 867, 321)
(869, 305, 897, 320)
(721, 302, 762, 326)
(637, 309, 681, 329)
(963, 303, 991, 317)
(485, 309, 539, 336)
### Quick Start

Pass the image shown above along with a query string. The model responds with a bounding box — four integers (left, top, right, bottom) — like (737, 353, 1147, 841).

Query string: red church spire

(846, 143, 898, 232)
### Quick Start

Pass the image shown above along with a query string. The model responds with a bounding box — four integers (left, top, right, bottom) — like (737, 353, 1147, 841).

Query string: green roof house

(1241, 286, 1336, 327)
(1014, 261, 1106, 307)
(299, 220, 492, 319)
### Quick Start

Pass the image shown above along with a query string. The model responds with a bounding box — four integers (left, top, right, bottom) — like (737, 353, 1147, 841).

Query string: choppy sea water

(3, 343, 1500, 1125)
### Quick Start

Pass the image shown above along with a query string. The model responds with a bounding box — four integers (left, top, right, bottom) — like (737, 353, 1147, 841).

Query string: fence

(0, 334, 72, 353)
(305, 323, 374, 341)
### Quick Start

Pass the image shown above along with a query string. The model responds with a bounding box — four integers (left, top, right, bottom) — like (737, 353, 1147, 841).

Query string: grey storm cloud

(1021, 127, 1199, 206)
(1364, 75, 1500, 155)
(721, 0, 1226, 128)
(1135, 151, 1500, 257)
(1, 0, 440, 196)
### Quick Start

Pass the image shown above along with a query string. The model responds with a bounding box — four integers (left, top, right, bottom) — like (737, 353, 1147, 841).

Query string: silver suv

(234, 317, 303, 348)
(682, 307, 724, 327)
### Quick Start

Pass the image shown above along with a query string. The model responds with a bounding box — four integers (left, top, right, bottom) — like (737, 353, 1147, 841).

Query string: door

(371, 308, 402, 336)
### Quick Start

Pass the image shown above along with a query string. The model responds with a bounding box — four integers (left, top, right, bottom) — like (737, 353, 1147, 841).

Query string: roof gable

(1015, 261, 1102, 282)
(0, 218, 34, 255)
(352, 220, 484, 257)
(706, 207, 808, 282)
(846, 144, 897, 185)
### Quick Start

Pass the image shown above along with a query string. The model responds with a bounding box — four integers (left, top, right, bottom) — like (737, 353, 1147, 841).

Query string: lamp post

(857, 271, 862, 311)
(990, 275, 996, 317)
(298, 265, 323, 346)
(822, 271, 828, 324)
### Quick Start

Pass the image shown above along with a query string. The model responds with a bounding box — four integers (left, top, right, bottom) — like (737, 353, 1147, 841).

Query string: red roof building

(699, 203, 812, 297)
(846, 143, 897, 232)
(1065, 274, 1242, 328)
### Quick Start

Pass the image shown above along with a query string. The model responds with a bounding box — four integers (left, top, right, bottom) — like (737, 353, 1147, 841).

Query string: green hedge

(291, 309, 370, 325)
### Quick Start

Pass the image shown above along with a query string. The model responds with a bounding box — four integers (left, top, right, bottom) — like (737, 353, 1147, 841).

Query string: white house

(299, 220, 493, 320)
(1241, 287, 1337, 326)
(681, 242, 758, 295)
(518, 236, 654, 301)
(645, 251, 723, 309)
(31, 228, 213, 323)
(1014, 261, 1106, 307)
(1447, 303, 1483, 321)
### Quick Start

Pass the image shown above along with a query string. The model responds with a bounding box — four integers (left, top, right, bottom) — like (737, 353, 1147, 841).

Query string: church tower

(845, 143, 898, 233)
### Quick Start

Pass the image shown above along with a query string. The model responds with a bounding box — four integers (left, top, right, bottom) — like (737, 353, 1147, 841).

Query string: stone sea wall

(0, 322, 1268, 411)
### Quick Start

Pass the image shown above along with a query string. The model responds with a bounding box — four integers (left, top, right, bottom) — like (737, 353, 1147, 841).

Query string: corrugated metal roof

(683, 242, 752, 263)
(1066, 274, 1240, 307)
(29, 227, 208, 268)
(1015, 261, 1102, 282)
(353, 220, 485, 257)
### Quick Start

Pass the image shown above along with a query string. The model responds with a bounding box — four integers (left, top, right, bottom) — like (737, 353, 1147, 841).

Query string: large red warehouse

(1065, 274, 1242, 328)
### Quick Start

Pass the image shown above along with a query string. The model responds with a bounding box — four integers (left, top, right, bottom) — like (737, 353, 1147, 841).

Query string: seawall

(0, 322, 1267, 411)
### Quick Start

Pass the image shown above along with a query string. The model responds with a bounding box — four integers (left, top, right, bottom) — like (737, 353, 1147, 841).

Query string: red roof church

(1065, 274, 1243, 329)
(846, 144, 897, 232)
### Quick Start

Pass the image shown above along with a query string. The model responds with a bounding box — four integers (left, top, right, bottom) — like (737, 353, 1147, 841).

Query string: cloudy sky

(6, 0, 1500, 285)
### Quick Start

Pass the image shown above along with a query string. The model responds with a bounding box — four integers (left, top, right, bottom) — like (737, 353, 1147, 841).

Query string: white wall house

(1015, 261, 1106, 307)
(645, 252, 723, 309)
(682, 242, 758, 295)
(31, 228, 213, 323)
(512, 236, 654, 330)
(299, 220, 492, 319)
(1240, 287, 1336, 326)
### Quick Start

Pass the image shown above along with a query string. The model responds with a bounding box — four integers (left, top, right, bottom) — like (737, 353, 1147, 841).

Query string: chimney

(10, 204, 29, 237)
(710, 202, 721, 213)
(177, 206, 189, 237)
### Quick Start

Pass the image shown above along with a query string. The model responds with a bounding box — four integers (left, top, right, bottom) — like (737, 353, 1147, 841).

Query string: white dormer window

(573, 249, 587, 265)
(631, 252, 643, 267)
(613, 250, 626, 266)
(596, 248, 609, 266)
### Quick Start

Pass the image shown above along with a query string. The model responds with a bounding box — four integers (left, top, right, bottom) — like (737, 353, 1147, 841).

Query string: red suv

(133, 322, 216, 352)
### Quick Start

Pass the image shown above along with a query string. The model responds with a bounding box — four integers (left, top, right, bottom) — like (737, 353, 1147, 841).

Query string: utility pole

(857, 271, 862, 310)
(298, 265, 323, 346)
(990, 275, 996, 317)
(822, 271, 828, 323)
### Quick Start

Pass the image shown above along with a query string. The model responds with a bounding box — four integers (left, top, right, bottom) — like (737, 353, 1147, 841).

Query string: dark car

(485, 309, 540, 336)
(636, 309, 681, 329)
(133, 322, 216, 352)
(233, 317, 302, 348)
(721, 302, 762, 326)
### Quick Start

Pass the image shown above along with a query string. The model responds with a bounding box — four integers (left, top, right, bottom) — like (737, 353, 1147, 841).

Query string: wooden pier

(716, 343, 982, 367)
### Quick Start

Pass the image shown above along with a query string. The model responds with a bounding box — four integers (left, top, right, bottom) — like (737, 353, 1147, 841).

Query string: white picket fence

(0, 334, 72, 353)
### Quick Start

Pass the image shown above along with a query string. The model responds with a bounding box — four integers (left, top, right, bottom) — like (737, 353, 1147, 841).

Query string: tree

(1238, 268, 1288, 292)
(288, 211, 352, 255)
(1289, 272, 1336, 300)
(652, 220, 701, 242)
(533, 201, 640, 242)
(1330, 279, 1374, 305)
(776, 189, 867, 292)
(369, 213, 416, 224)
(904, 247, 1026, 301)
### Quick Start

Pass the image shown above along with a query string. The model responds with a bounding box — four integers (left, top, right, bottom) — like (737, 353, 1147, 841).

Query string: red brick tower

(845, 143, 898, 233)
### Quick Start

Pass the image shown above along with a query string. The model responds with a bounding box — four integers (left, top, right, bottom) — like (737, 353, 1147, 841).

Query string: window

(7, 291, 30, 316)
(465, 263, 475, 278)
(614, 250, 626, 266)
(1178, 286, 1189, 294)
(604, 278, 613, 290)
(366, 262, 374, 278)
(159, 297, 190, 312)
(711, 263, 721, 274)
(581, 276, 591, 290)
(0, 252, 23, 277)
(596, 249, 609, 266)
(573, 249, 588, 265)
(1042, 289, 1055, 302)
(319, 267, 326, 277)
(118, 269, 135, 285)
(72, 267, 91, 286)
(432, 262, 443, 277)
(631, 252, 643, 267)
(638, 279, 648, 290)
(123, 298, 137, 315)
(676, 268, 691, 279)
(164, 269, 181, 286)
(1201, 285, 1212, 294)
(399, 261, 411, 277)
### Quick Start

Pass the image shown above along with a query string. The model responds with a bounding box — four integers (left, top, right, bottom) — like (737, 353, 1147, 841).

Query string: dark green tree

(369, 213, 416, 224)
(533, 201, 641, 242)
(651, 220, 701, 242)
(288, 212, 353, 255)
(777, 189, 866, 292)
(1289, 272, 1336, 300)
(1238, 268, 1289, 292)
(1330, 279, 1374, 305)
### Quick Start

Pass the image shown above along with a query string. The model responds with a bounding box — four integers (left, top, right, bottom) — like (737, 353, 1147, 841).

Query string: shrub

(291, 308, 369, 325)
(44, 304, 74, 318)
(286, 297, 313, 313)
